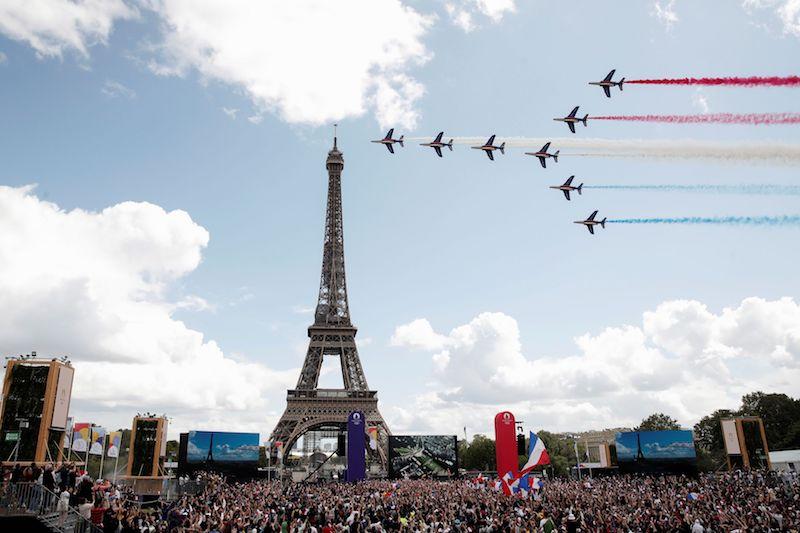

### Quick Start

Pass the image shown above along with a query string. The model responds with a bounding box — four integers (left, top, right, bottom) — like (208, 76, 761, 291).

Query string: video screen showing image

(186, 431, 259, 466)
(615, 430, 697, 474)
(389, 435, 457, 479)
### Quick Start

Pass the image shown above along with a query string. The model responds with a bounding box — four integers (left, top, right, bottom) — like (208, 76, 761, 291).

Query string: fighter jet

(371, 128, 404, 153)
(553, 106, 589, 133)
(471, 135, 505, 161)
(550, 176, 583, 201)
(589, 69, 625, 98)
(574, 210, 606, 234)
(524, 142, 559, 168)
(420, 131, 454, 158)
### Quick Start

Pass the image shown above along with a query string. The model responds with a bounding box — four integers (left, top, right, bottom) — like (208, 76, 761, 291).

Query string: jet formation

(369, 69, 632, 234)
(589, 69, 625, 98)
(524, 142, 559, 168)
(471, 135, 505, 160)
(553, 106, 589, 133)
(420, 132, 454, 157)
(550, 176, 583, 201)
(574, 210, 606, 234)
(371, 129, 404, 153)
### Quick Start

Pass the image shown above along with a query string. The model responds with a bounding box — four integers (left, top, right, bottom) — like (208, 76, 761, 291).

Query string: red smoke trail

(628, 76, 800, 87)
(590, 113, 800, 125)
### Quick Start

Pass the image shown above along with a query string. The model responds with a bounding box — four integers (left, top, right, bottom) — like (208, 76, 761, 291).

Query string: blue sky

(1, 1, 799, 440)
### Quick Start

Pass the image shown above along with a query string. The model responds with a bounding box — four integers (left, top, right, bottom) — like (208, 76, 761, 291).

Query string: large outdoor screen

(615, 430, 697, 473)
(186, 431, 259, 465)
(389, 435, 457, 479)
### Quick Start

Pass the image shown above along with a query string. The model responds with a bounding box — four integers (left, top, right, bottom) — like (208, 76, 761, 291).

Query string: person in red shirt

(90, 497, 106, 528)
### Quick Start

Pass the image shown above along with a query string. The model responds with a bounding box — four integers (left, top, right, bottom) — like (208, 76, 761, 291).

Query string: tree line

(457, 391, 800, 476)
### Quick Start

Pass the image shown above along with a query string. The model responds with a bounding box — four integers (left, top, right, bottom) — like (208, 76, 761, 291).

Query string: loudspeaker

(337, 434, 346, 456)
(517, 433, 526, 455)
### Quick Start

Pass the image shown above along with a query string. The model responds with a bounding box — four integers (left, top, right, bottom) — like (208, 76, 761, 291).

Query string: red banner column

(494, 411, 517, 478)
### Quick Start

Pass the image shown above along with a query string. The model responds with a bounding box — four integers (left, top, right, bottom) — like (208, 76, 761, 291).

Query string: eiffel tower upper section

(313, 136, 353, 330)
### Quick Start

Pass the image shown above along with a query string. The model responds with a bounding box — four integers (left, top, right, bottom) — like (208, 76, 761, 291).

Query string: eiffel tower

(269, 134, 390, 467)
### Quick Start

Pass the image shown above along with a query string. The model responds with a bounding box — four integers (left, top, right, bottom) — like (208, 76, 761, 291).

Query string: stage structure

(126, 416, 168, 477)
(720, 417, 771, 470)
(269, 136, 390, 468)
(0, 355, 73, 464)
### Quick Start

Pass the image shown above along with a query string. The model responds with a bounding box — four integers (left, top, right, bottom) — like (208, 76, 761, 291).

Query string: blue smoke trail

(585, 184, 800, 195)
(609, 215, 800, 226)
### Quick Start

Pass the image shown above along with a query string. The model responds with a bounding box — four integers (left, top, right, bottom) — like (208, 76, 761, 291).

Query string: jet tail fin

(578, 183, 583, 195)
(582, 114, 589, 126)
(553, 150, 559, 163)
(619, 78, 625, 91)
(448, 140, 453, 151)
(499, 142, 505, 155)
(600, 217, 606, 228)
(398, 135, 404, 147)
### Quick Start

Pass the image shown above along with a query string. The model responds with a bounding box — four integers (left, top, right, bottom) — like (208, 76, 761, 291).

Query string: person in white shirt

(57, 488, 71, 527)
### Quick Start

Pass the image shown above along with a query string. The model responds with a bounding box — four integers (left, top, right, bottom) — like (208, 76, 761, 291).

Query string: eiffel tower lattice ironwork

(269, 134, 390, 467)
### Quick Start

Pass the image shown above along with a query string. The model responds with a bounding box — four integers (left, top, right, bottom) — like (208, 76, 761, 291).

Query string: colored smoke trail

(402, 136, 800, 164)
(628, 76, 800, 87)
(590, 113, 800, 125)
(586, 184, 800, 195)
(609, 215, 800, 226)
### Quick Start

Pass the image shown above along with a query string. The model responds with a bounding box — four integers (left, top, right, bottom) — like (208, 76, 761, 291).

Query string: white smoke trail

(405, 136, 800, 164)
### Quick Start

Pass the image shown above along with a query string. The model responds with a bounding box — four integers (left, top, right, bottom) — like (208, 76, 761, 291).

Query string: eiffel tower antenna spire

(269, 135, 389, 471)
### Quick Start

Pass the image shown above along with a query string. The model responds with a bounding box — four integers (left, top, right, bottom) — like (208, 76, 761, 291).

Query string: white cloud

(444, 0, 516, 32)
(0, 185, 296, 436)
(389, 299, 800, 434)
(145, 0, 433, 129)
(0, 51, 7, 64)
(444, 4, 475, 32)
(101, 79, 136, 99)
(291, 304, 315, 315)
(390, 318, 450, 351)
(744, 0, 800, 36)
(0, 0, 136, 58)
(221, 107, 238, 120)
(652, 0, 679, 29)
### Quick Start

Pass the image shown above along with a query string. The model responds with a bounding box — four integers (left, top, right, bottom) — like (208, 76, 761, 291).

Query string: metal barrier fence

(113, 477, 207, 501)
(0, 482, 101, 532)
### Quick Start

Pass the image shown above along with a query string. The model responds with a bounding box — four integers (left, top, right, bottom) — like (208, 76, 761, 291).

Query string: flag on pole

(62, 418, 74, 449)
(90, 427, 106, 455)
(107, 431, 122, 458)
(275, 441, 284, 460)
(72, 423, 90, 453)
(520, 431, 550, 474)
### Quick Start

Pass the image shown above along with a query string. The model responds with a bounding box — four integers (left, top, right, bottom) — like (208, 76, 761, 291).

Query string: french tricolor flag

(500, 470, 518, 496)
(520, 431, 551, 474)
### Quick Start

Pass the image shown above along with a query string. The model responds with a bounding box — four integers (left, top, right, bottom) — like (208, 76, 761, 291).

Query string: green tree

(694, 409, 736, 451)
(165, 440, 179, 462)
(536, 431, 576, 478)
(635, 413, 681, 431)
(738, 392, 800, 449)
(460, 434, 496, 471)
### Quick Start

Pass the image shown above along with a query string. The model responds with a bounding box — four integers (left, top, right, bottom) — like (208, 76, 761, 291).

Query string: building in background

(769, 450, 799, 472)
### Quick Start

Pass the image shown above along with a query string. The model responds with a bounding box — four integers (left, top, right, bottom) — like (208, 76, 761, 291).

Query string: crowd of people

(2, 464, 799, 532)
